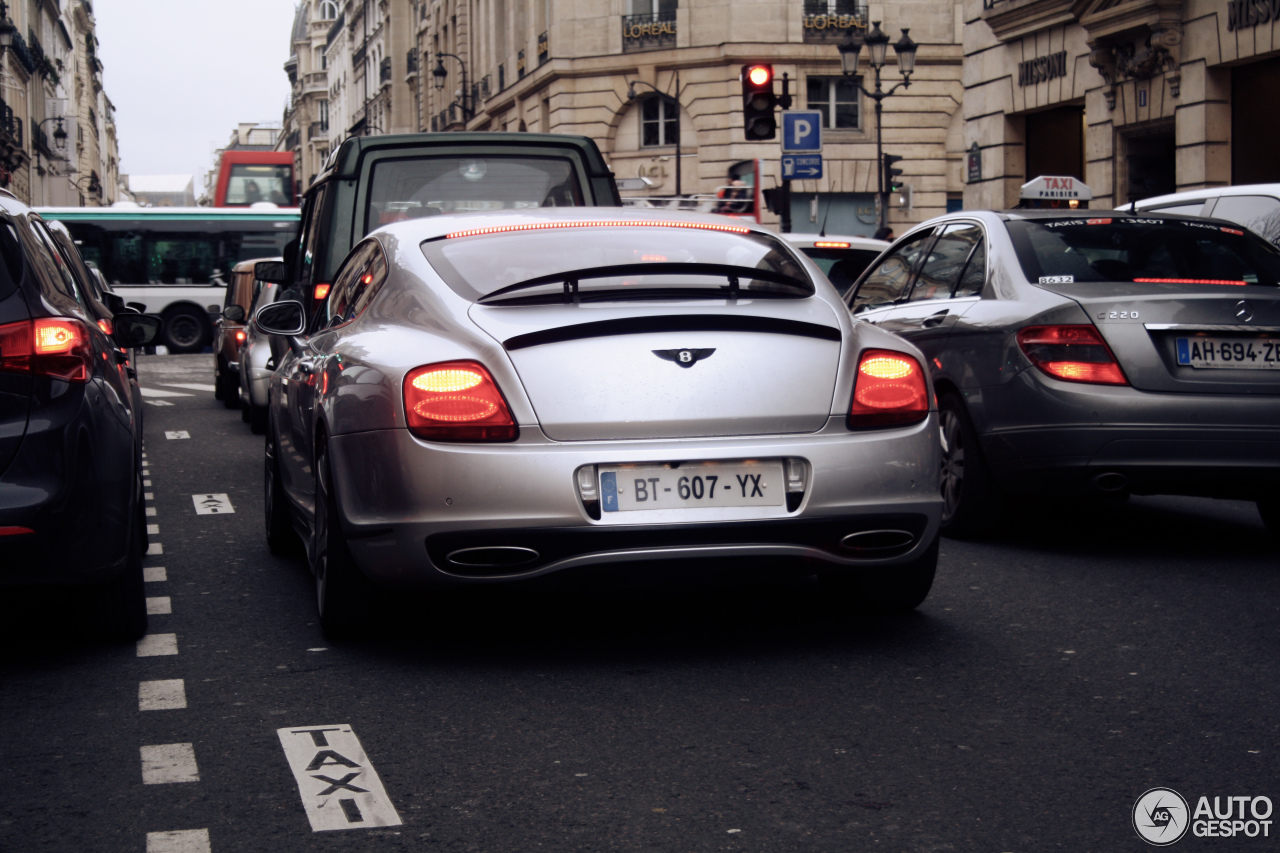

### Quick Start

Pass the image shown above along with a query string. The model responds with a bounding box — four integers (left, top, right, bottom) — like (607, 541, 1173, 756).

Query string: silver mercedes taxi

(255, 208, 943, 636)
(845, 208, 1280, 537)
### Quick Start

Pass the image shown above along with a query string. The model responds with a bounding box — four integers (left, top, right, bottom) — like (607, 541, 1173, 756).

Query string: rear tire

(938, 392, 1004, 538)
(1258, 500, 1280, 536)
(248, 402, 268, 435)
(264, 421, 298, 555)
(219, 361, 239, 409)
(312, 442, 376, 638)
(83, 480, 149, 641)
(162, 306, 208, 354)
(820, 536, 939, 614)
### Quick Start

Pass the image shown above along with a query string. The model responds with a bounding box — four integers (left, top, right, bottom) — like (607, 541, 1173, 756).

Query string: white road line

(144, 400, 174, 407)
(145, 492, 154, 500)
(147, 524, 161, 535)
(137, 633, 178, 657)
(277, 725, 403, 831)
(147, 543, 164, 556)
(141, 743, 200, 784)
(144, 566, 168, 583)
(192, 494, 234, 515)
(139, 679, 187, 711)
(146, 829, 210, 853)
(140, 388, 194, 398)
(146, 596, 172, 615)
(144, 479, 152, 487)
(142, 460, 149, 468)
(146, 506, 157, 517)
(161, 383, 217, 393)
(165, 430, 191, 440)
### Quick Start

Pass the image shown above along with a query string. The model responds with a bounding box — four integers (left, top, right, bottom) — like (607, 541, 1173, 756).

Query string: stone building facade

(0, 0, 119, 206)
(310, 0, 968, 235)
(281, 0, 339, 194)
(963, 0, 1280, 210)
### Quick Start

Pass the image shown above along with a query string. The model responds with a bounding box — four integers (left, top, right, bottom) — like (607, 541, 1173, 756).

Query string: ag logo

(653, 348, 715, 368)
(1134, 787, 1190, 846)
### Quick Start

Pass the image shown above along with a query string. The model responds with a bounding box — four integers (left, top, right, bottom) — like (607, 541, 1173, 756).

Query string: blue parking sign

(781, 111, 823, 153)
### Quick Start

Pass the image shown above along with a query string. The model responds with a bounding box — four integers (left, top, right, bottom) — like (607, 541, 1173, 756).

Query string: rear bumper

(977, 370, 1280, 498)
(328, 416, 943, 588)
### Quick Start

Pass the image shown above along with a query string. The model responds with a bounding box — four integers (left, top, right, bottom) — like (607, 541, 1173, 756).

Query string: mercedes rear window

(366, 156, 584, 235)
(1007, 217, 1280, 287)
(421, 223, 812, 304)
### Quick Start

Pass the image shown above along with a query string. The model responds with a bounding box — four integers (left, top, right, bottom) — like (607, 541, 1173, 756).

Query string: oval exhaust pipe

(1092, 472, 1128, 493)
(840, 529, 916, 554)
(446, 546, 541, 570)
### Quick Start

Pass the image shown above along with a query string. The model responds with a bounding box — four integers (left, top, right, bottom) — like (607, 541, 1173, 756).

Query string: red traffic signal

(741, 63, 778, 141)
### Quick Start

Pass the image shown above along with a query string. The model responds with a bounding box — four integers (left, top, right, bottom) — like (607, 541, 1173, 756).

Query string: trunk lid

(1034, 280, 1280, 394)
(470, 300, 845, 440)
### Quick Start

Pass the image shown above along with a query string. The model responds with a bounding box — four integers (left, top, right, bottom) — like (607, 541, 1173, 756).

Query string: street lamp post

(432, 52, 473, 123)
(838, 22, 917, 231)
(36, 116, 68, 155)
(626, 74, 689, 199)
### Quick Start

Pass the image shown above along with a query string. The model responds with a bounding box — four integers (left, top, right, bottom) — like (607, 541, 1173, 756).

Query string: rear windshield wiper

(475, 262, 812, 305)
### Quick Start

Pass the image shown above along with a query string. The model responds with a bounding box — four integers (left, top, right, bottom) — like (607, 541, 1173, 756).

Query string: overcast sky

(95, 0, 299, 194)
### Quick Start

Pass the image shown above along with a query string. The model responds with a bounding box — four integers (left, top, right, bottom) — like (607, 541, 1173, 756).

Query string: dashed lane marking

(139, 679, 187, 711)
(160, 383, 217, 393)
(147, 543, 164, 555)
(277, 725, 403, 831)
(145, 492, 154, 500)
(148, 524, 160, 535)
(144, 567, 167, 583)
(140, 388, 194, 398)
(137, 633, 178, 657)
(146, 506, 157, 517)
(146, 597, 172, 615)
(141, 743, 200, 784)
(165, 431, 191, 440)
(144, 479, 152, 487)
(192, 494, 234, 515)
(146, 829, 210, 853)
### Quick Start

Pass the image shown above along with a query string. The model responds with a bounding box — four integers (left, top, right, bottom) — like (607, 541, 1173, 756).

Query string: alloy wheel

(940, 406, 964, 522)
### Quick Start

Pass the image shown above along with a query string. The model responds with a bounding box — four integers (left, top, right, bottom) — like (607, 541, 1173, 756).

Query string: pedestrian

(873, 226, 894, 241)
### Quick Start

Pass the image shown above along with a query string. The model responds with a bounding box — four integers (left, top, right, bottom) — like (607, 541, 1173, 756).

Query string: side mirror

(222, 305, 246, 323)
(255, 260, 289, 284)
(255, 300, 306, 336)
(126, 302, 147, 313)
(206, 304, 220, 314)
(112, 314, 162, 348)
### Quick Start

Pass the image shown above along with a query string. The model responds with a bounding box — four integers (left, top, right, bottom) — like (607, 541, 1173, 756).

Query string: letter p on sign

(781, 111, 823, 153)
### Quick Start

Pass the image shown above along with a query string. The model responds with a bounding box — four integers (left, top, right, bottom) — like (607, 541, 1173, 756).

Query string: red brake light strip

(445, 220, 752, 240)
(1133, 278, 1246, 286)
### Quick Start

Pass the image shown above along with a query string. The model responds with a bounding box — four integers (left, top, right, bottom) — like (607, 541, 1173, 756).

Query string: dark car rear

(0, 191, 158, 639)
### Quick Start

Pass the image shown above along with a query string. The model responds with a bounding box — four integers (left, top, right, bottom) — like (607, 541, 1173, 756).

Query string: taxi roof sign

(1020, 175, 1092, 201)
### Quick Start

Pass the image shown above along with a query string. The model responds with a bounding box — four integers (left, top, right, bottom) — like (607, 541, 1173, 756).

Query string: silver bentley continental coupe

(254, 208, 943, 636)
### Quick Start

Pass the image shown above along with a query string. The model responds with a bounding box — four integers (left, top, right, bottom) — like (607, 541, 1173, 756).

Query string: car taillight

(848, 349, 930, 428)
(97, 318, 113, 335)
(235, 329, 247, 344)
(313, 283, 331, 300)
(403, 360, 518, 442)
(1016, 325, 1127, 386)
(0, 318, 94, 383)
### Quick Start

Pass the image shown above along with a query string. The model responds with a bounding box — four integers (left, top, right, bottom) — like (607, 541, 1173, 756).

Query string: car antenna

(817, 195, 831, 237)
(1129, 197, 1137, 214)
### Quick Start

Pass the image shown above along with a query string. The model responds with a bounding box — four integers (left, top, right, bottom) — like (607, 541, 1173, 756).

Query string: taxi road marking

(145, 829, 210, 853)
(277, 725, 403, 832)
(144, 400, 174, 407)
(165, 430, 190, 440)
(192, 494, 234, 515)
(139, 679, 187, 711)
(137, 633, 178, 657)
(141, 743, 199, 784)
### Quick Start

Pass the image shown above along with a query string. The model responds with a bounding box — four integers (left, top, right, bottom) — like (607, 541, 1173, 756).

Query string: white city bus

(37, 206, 299, 353)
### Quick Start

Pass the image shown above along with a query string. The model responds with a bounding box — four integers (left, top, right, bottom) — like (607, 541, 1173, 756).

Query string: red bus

(213, 151, 297, 207)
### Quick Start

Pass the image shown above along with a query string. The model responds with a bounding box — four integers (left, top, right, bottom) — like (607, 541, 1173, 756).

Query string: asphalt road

(1, 353, 1277, 852)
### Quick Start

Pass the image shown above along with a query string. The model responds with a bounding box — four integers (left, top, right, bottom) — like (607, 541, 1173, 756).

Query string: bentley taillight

(403, 361, 518, 441)
(1016, 325, 1127, 386)
(0, 317, 94, 383)
(848, 349, 930, 428)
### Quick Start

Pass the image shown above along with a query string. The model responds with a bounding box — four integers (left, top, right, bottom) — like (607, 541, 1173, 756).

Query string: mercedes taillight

(403, 361, 518, 441)
(848, 349, 930, 428)
(1016, 325, 1127, 386)
(0, 317, 94, 383)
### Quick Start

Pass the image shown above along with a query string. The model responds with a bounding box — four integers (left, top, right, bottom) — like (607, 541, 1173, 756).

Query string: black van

(270, 132, 620, 323)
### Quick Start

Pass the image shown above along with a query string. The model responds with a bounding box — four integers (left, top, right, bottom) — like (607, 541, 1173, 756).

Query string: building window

(640, 95, 678, 147)
(318, 0, 338, 19)
(807, 75, 859, 129)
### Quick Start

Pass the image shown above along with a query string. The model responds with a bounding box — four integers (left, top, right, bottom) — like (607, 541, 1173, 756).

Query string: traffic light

(883, 153, 905, 193)
(741, 63, 778, 141)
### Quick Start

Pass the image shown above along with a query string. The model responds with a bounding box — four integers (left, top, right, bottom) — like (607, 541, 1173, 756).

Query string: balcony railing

(379, 56, 392, 82)
(801, 0, 868, 42)
(517, 49, 526, 79)
(309, 121, 328, 140)
(538, 31, 549, 65)
(406, 49, 419, 74)
(622, 11, 676, 52)
(479, 75, 491, 100)
(285, 130, 301, 150)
